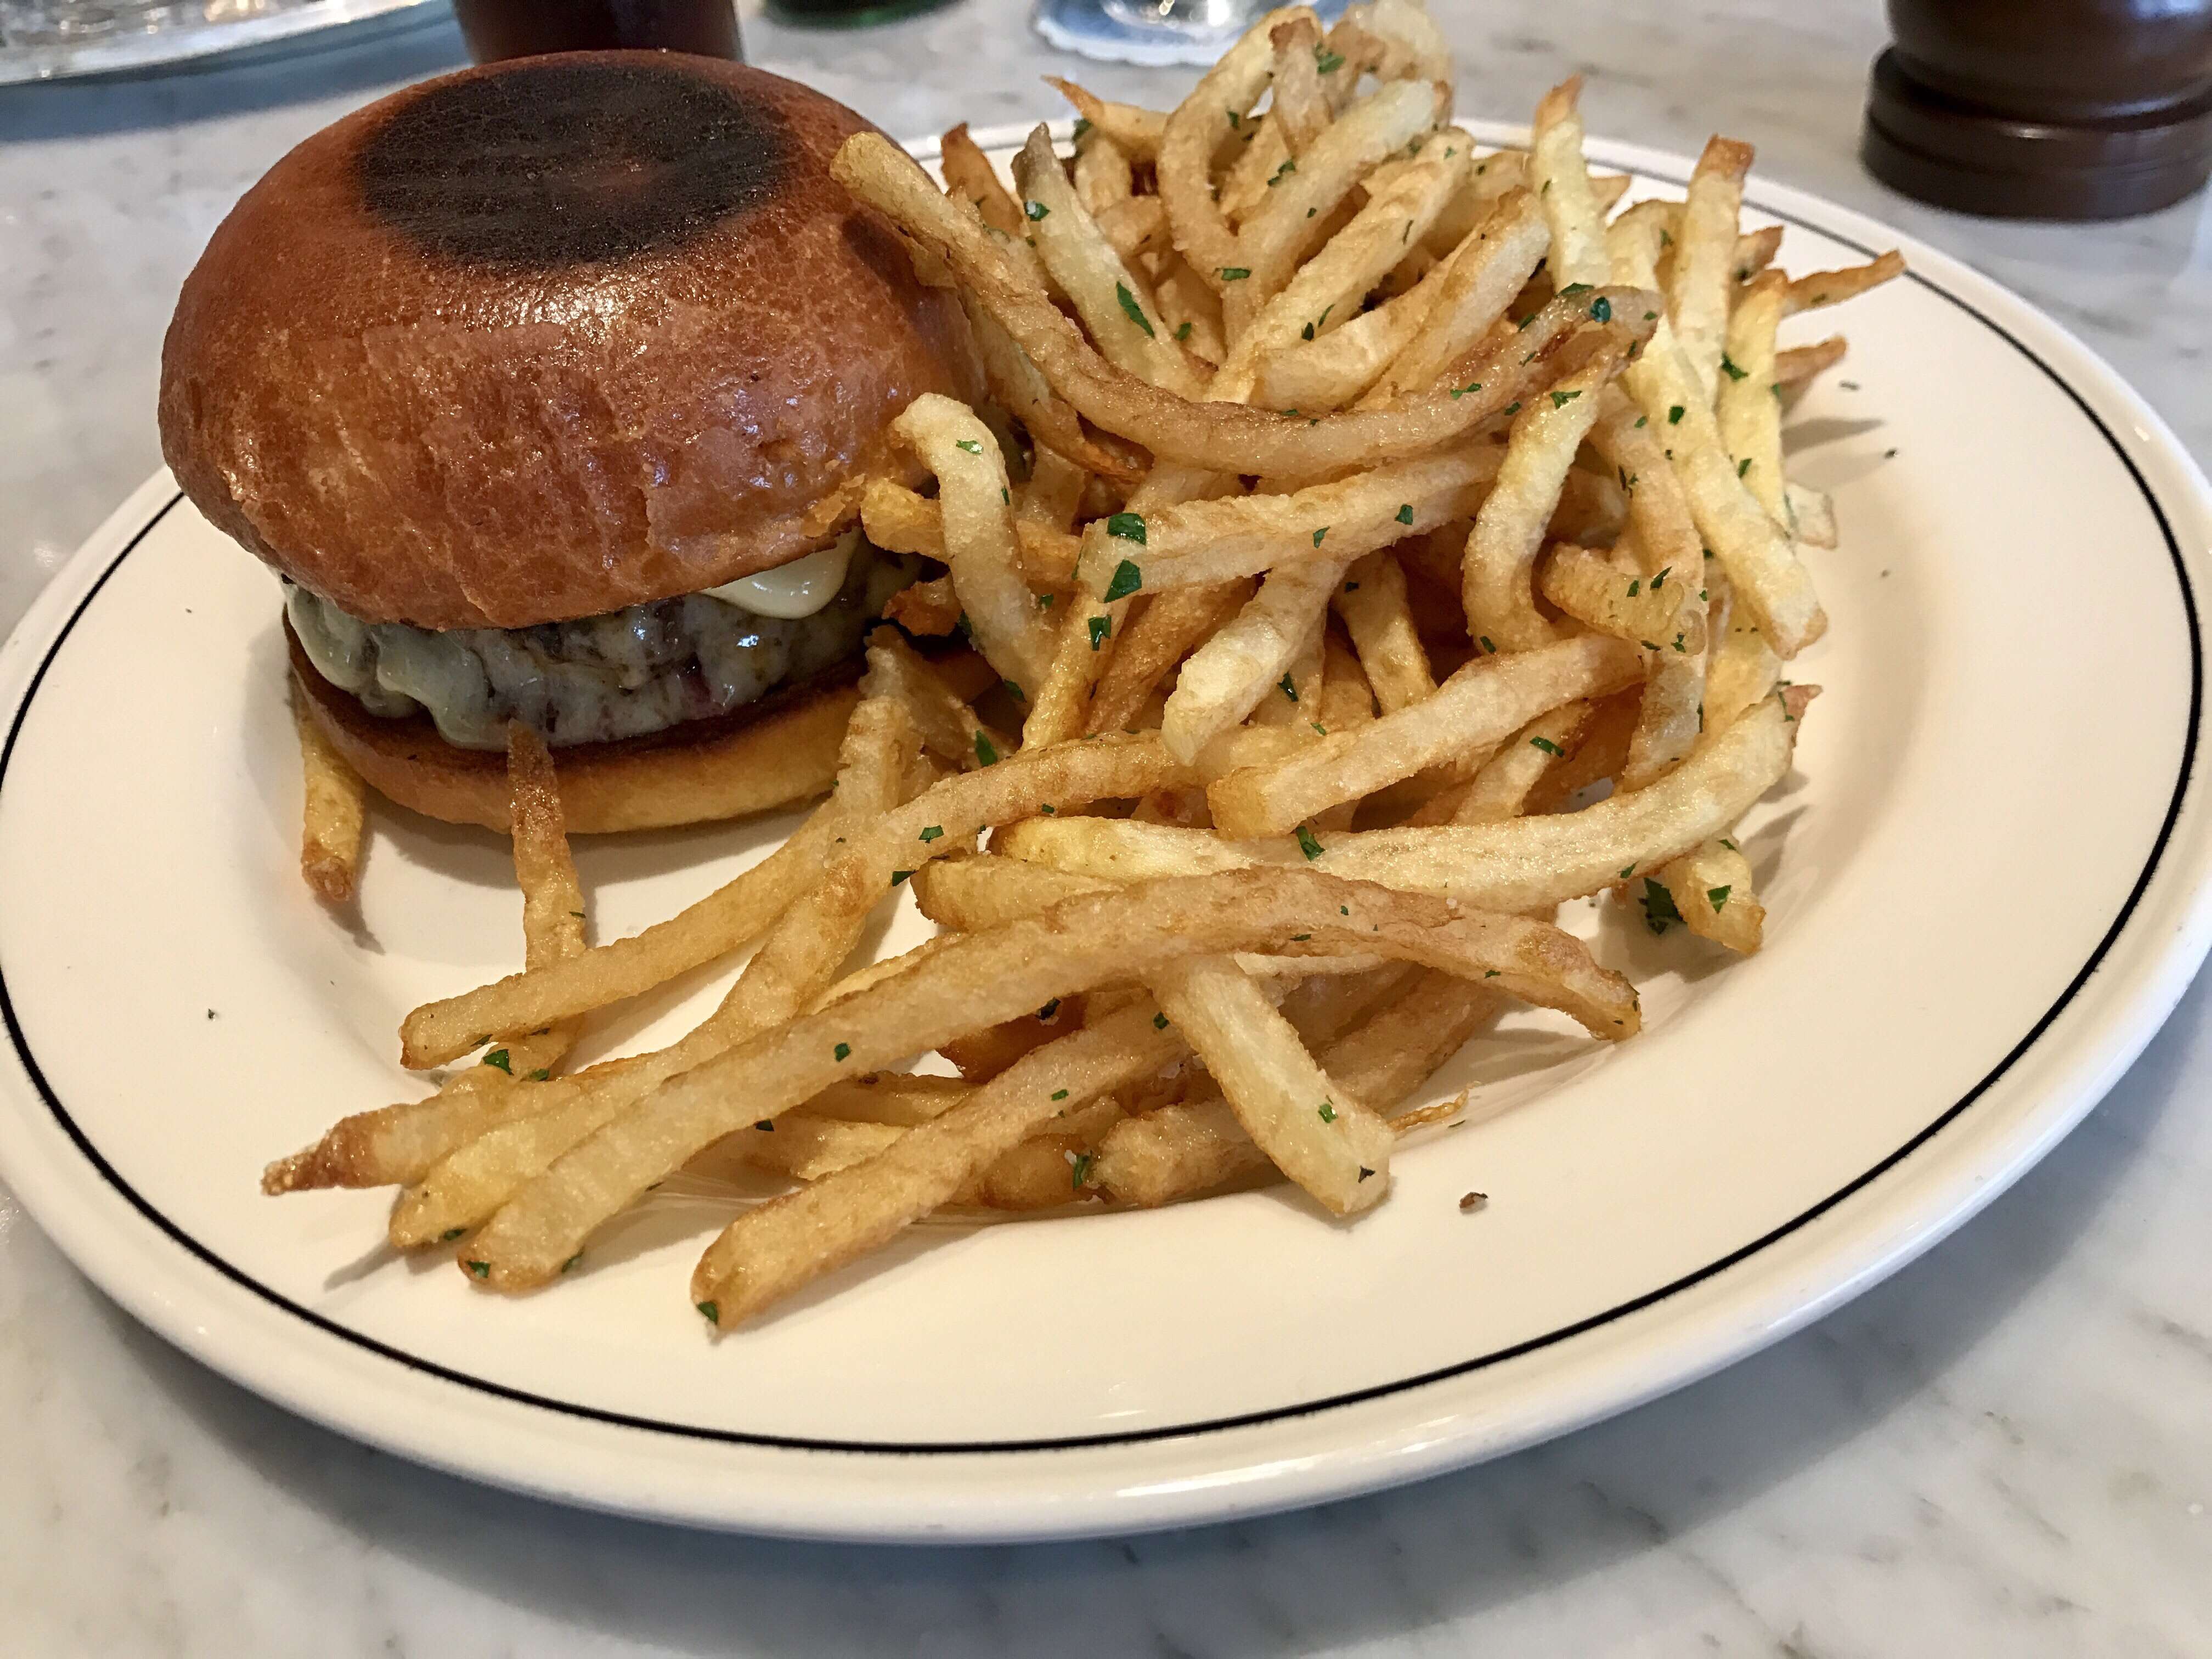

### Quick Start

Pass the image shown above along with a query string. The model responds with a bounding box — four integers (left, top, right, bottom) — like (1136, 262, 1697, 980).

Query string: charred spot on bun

(159, 53, 981, 832)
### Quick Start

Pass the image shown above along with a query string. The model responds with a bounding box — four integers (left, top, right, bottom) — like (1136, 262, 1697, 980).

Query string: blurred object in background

(764, 0, 952, 26)
(455, 0, 739, 60)
(1865, 0, 2212, 218)
(0, 0, 438, 83)
(1035, 0, 1345, 68)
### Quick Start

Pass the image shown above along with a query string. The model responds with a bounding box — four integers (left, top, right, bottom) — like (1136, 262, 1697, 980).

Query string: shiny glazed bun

(159, 53, 980, 632)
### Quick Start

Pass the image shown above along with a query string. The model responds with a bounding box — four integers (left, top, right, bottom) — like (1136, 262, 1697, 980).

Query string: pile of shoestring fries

(269, 0, 1900, 1333)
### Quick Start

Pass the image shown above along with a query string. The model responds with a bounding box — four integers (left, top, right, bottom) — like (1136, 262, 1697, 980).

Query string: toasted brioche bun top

(160, 53, 979, 631)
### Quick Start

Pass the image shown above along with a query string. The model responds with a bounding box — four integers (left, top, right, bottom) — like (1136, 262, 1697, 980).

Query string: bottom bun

(289, 627, 857, 834)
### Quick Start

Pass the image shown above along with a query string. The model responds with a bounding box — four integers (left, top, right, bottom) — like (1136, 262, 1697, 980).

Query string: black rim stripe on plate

(0, 191, 2200, 1459)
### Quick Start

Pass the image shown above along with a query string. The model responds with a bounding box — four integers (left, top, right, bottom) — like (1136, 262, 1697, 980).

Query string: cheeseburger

(159, 53, 980, 832)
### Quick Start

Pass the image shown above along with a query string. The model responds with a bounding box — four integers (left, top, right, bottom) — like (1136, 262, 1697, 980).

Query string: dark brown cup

(1864, 0, 2212, 218)
(456, 0, 743, 63)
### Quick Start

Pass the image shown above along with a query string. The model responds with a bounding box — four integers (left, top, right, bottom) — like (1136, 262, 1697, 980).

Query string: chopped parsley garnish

(1718, 837, 1738, 852)
(1116, 283, 1154, 337)
(974, 730, 1001, 766)
(1279, 674, 1299, 702)
(1708, 885, 1733, 911)
(1218, 266, 1251, 281)
(1668, 405, 1685, 424)
(1449, 380, 1483, 398)
(755, 1120, 775, 1132)
(1720, 354, 1749, 381)
(439, 1228, 466, 1242)
(482, 1048, 512, 1074)
(1559, 283, 1593, 297)
(1397, 504, 1414, 524)
(1103, 558, 1143, 601)
(1503, 401, 1521, 416)
(1153, 1012, 1170, 1030)
(1589, 295, 1612, 322)
(466, 1261, 490, 1279)
(1620, 864, 1635, 878)
(891, 868, 913, 885)
(1478, 636, 1496, 653)
(697, 1301, 719, 1325)
(1003, 679, 1025, 701)
(1290, 933, 1311, 941)
(1627, 578, 1641, 596)
(1038, 593, 1054, 610)
(1640, 877, 1683, 935)
(919, 825, 945, 842)
(1105, 510, 1147, 544)
(1025, 199, 1049, 221)
(1175, 321, 1193, 341)
(1088, 614, 1110, 650)
(1070, 1152, 1093, 1189)
(955, 438, 983, 454)
(1312, 526, 1329, 547)
(1317, 1101, 1338, 1124)
(1529, 735, 1564, 756)
(834, 1042, 852, 1061)
(1051, 1089, 1070, 1102)
(1739, 457, 1753, 477)
(1269, 158, 1297, 187)
(1039, 998, 1060, 1020)
(1652, 567, 1669, 589)
(1358, 1166, 1374, 1182)
(1634, 415, 1647, 427)
(528, 1068, 549, 1082)
(1296, 825, 1324, 860)
(1315, 44, 1345, 72)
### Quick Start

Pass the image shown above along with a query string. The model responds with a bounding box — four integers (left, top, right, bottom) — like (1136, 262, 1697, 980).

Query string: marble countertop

(3, 1, 2209, 1651)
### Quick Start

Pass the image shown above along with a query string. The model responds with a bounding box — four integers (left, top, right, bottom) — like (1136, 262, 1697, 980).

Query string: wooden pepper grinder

(1864, 0, 2212, 217)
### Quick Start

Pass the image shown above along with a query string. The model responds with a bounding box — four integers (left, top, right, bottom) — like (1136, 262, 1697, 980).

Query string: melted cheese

(701, 531, 858, 619)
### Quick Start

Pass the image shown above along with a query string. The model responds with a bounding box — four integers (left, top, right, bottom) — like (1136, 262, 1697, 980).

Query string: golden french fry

(1073, 127, 1135, 215)
(1096, 967, 1498, 1206)
(462, 867, 1632, 1299)
(295, 696, 366, 905)
(1411, 699, 1595, 826)
(1775, 336, 1849, 387)
(693, 1002, 1183, 1325)
(1537, 544, 1703, 653)
(1084, 448, 1502, 597)
(1786, 482, 1838, 549)
(895, 395, 1057, 695)
(1158, 8, 1312, 292)
(840, 133, 1657, 481)
(1045, 77, 1167, 160)
(1363, 188, 1549, 404)
(1669, 136, 1753, 400)
(1785, 251, 1906, 317)
(1013, 127, 1203, 394)
(1209, 634, 1643, 838)
(395, 703, 911, 1069)
(1610, 210, 1826, 657)
(1000, 693, 1799, 915)
(1332, 551, 1436, 713)
(940, 122, 1024, 238)
(1528, 77, 1612, 287)
(1719, 269, 1788, 522)
(1228, 79, 1446, 334)
(861, 628, 1012, 773)
(1651, 834, 1764, 953)
(1731, 223, 1785, 281)
(1252, 282, 1438, 409)
(388, 733, 1188, 1246)
(1461, 333, 1627, 651)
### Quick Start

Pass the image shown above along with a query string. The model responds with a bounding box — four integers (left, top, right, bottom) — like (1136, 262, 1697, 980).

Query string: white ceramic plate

(3, 125, 2210, 1544)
